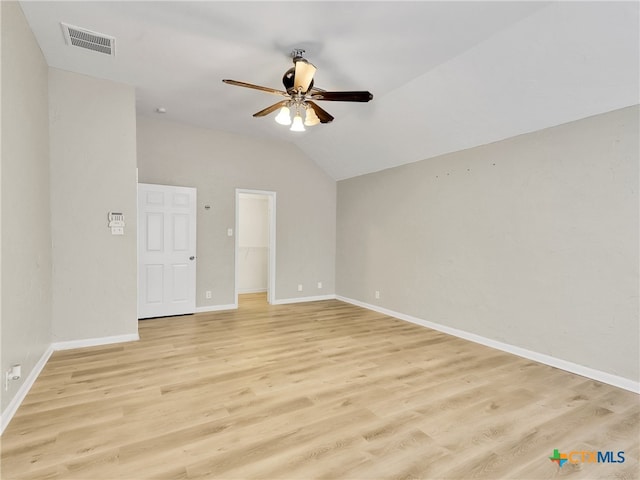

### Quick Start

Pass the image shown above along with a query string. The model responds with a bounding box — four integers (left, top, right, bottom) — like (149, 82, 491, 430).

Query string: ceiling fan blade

(307, 101, 334, 124)
(253, 100, 289, 118)
(310, 91, 373, 102)
(222, 79, 288, 96)
(293, 60, 316, 93)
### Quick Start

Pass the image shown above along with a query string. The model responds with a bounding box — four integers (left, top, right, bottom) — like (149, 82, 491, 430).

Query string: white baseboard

(195, 303, 238, 313)
(238, 288, 267, 294)
(51, 333, 140, 351)
(337, 296, 640, 394)
(1, 345, 54, 435)
(1, 333, 139, 435)
(272, 294, 336, 305)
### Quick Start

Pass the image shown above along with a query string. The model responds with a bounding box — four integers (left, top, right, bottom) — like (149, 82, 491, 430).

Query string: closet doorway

(235, 189, 276, 305)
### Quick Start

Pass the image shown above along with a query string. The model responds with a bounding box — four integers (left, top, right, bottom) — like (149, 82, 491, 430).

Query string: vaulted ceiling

(20, 1, 640, 180)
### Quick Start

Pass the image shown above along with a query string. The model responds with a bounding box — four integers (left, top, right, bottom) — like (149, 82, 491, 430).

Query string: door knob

(189, 256, 195, 260)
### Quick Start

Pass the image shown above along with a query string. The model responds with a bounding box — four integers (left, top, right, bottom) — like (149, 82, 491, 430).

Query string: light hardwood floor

(1, 294, 638, 479)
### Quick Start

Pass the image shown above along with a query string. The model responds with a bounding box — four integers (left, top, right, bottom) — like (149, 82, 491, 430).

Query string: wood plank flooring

(1, 294, 638, 479)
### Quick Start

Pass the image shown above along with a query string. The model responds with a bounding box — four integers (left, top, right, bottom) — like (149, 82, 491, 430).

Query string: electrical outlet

(375, 291, 380, 299)
(298, 284, 303, 292)
(205, 291, 212, 299)
(317, 282, 322, 289)
(5, 365, 21, 391)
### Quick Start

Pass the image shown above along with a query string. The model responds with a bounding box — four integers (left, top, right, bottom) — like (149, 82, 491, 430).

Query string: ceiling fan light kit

(222, 49, 373, 132)
(290, 112, 306, 132)
(304, 107, 320, 127)
(275, 106, 292, 125)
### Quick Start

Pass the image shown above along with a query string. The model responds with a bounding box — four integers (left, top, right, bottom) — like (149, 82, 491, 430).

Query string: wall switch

(298, 284, 303, 292)
(375, 291, 380, 299)
(317, 282, 322, 289)
(227, 228, 233, 236)
(205, 291, 212, 299)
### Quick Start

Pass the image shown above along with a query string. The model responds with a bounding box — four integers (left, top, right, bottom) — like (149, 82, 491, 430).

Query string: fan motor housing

(282, 67, 314, 94)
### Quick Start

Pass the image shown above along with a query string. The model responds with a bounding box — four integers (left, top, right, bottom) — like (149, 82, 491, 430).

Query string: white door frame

(235, 189, 276, 304)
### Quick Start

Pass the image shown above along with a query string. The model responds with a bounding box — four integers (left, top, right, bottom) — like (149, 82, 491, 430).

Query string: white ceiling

(19, 1, 640, 180)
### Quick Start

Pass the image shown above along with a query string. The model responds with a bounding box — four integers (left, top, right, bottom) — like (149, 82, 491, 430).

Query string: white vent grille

(61, 23, 115, 56)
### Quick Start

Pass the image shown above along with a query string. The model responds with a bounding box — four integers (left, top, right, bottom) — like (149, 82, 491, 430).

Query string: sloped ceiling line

(19, 1, 640, 180)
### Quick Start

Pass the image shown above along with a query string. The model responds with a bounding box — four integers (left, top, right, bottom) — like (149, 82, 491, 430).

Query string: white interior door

(138, 183, 197, 319)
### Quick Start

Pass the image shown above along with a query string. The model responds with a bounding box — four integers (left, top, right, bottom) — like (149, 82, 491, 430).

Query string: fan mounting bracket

(291, 48, 306, 62)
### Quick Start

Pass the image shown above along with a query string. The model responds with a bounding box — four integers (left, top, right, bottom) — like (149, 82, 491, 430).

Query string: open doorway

(235, 189, 276, 305)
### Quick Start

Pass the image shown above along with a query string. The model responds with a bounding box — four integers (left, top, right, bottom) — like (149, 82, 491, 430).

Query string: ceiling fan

(222, 49, 373, 132)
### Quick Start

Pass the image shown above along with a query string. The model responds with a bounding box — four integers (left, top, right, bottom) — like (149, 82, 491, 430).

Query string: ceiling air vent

(61, 23, 115, 56)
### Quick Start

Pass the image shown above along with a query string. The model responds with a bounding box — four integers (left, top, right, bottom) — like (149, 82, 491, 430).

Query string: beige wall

(337, 106, 639, 382)
(49, 69, 138, 341)
(137, 116, 336, 305)
(1, 2, 52, 412)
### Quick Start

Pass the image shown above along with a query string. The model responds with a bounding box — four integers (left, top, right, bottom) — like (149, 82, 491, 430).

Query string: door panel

(172, 264, 189, 301)
(173, 214, 189, 251)
(146, 213, 164, 251)
(145, 265, 164, 303)
(138, 183, 197, 319)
